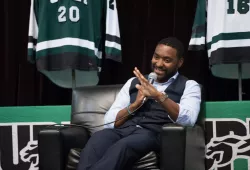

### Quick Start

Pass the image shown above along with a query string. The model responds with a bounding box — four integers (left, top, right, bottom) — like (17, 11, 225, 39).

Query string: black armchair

(38, 84, 205, 170)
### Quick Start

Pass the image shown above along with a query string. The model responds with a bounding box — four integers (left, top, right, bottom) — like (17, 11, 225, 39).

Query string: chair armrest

(160, 124, 205, 170)
(38, 125, 89, 170)
(160, 123, 186, 170)
(185, 125, 205, 170)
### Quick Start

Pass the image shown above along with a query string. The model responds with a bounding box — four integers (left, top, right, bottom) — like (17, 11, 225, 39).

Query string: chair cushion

(132, 151, 160, 170)
(65, 148, 159, 170)
(65, 148, 82, 170)
(71, 85, 123, 135)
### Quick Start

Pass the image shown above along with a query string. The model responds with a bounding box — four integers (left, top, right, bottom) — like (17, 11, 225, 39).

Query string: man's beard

(151, 64, 178, 82)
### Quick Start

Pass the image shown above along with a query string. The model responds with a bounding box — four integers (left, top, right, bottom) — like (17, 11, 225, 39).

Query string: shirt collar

(154, 71, 179, 85)
(172, 71, 179, 80)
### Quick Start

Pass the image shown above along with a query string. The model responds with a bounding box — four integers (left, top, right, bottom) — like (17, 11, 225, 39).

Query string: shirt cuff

(168, 104, 195, 127)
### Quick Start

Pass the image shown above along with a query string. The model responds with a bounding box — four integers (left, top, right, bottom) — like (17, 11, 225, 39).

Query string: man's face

(151, 44, 183, 83)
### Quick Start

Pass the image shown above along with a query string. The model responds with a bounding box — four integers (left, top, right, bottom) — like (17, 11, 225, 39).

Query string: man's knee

(112, 139, 129, 152)
(90, 128, 114, 139)
(87, 128, 118, 147)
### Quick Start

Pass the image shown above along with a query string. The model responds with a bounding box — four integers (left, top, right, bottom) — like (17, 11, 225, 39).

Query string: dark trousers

(76, 125, 160, 170)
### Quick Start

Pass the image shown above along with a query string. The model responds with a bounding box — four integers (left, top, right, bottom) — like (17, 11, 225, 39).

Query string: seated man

(76, 37, 201, 170)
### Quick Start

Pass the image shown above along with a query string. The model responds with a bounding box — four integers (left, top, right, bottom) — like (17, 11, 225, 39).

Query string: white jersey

(189, 0, 250, 79)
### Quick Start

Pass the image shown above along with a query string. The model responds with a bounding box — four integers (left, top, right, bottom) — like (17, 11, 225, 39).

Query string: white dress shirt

(104, 72, 201, 129)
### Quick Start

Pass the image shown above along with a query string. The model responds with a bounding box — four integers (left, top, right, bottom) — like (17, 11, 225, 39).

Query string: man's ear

(178, 57, 184, 68)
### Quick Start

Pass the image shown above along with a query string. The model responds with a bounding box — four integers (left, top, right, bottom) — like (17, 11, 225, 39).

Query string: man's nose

(156, 59, 164, 67)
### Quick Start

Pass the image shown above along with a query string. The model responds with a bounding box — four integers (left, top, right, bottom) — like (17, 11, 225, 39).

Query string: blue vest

(119, 74, 188, 133)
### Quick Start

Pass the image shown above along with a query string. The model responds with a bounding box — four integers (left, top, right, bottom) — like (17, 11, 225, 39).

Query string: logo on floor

(205, 118, 250, 170)
(0, 122, 69, 170)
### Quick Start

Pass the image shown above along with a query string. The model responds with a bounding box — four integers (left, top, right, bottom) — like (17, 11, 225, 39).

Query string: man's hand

(133, 67, 161, 100)
(133, 67, 180, 122)
(133, 89, 145, 107)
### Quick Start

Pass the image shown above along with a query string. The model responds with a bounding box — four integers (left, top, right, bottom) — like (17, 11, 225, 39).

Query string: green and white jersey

(189, 0, 250, 79)
(27, 0, 122, 87)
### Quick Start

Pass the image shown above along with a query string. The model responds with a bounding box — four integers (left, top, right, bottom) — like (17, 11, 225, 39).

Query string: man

(76, 37, 201, 170)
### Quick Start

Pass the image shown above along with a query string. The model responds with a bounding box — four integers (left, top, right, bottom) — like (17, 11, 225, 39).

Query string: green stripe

(207, 32, 250, 50)
(1, 101, 250, 122)
(105, 47, 121, 56)
(205, 101, 250, 120)
(0, 106, 70, 123)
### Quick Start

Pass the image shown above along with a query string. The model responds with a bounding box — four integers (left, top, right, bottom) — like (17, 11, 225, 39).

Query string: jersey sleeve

(104, 0, 122, 63)
(27, 0, 39, 63)
(188, 0, 206, 51)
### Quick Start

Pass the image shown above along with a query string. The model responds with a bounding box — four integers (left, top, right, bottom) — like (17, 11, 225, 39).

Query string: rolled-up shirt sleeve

(104, 77, 135, 129)
(172, 80, 202, 126)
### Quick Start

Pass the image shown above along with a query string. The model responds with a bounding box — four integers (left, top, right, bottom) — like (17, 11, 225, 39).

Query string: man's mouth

(154, 67, 165, 74)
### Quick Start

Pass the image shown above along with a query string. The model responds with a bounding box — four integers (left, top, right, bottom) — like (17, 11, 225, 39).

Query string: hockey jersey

(189, 0, 250, 79)
(27, 0, 122, 88)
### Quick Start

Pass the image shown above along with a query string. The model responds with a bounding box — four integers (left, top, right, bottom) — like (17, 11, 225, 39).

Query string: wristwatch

(158, 92, 168, 103)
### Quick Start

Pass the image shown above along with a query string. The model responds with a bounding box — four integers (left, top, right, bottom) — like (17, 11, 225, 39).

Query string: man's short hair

(157, 37, 184, 59)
